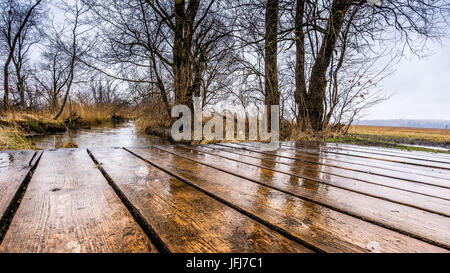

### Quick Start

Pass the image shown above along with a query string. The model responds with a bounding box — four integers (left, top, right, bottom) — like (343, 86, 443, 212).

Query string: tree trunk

(294, 0, 307, 127)
(264, 0, 279, 128)
(173, 0, 187, 106)
(306, 0, 352, 131)
(53, 77, 72, 120)
(3, 57, 11, 110)
(172, 0, 200, 113)
(13, 60, 26, 109)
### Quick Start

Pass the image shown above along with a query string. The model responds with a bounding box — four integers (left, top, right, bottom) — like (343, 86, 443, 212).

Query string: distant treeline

(355, 120, 450, 130)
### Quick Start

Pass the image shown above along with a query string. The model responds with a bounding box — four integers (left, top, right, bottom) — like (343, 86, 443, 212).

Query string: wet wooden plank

(225, 143, 450, 186)
(277, 142, 450, 171)
(0, 150, 39, 225)
(207, 144, 450, 200)
(238, 142, 450, 178)
(241, 142, 450, 177)
(320, 142, 450, 162)
(288, 142, 450, 165)
(127, 146, 447, 253)
(188, 144, 450, 215)
(0, 149, 156, 253)
(157, 145, 450, 248)
(90, 148, 311, 253)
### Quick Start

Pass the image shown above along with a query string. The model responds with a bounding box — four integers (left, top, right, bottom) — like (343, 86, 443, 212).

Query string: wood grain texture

(217, 144, 450, 195)
(284, 142, 450, 165)
(225, 143, 450, 186)
(332, 142, 450, 159)
(277, 143, 450, 170)
(309, 142, 450, 162)
(0, 149, 156, 253)
(184, 144, 450, 215)
(156, 145, 450, 248)
(91, 148, 311, 253)
(0, 150, 37, 224)
(253, 142, 450, 177)
(128, 147, 448, 253)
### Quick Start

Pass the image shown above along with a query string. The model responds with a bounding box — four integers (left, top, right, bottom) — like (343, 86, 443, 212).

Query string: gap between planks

(187, 144, 450, 209)
(125, 146, 448, 252)
(146, 145, 450, 251)
(221, 143, 450, 187)
(0, 150, 43, 245)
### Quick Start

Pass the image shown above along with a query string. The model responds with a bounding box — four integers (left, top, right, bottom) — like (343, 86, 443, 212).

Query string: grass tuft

(0, 125, 36, 151)
(62, 141, 78, 148)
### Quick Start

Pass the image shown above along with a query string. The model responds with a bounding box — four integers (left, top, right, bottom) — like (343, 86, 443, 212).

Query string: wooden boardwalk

(0, 142, 449, 253)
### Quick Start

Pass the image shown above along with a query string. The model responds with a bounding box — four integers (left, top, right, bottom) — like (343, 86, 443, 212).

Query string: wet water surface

(31, 121, 166, 149)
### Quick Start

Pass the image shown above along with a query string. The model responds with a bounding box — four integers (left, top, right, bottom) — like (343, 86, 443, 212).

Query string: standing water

(31, 121, 166, 149)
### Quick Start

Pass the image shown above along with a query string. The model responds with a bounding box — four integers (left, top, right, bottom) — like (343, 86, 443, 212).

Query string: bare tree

(81, 0, 233, 118)
(292, 0, 450, 132)
(264, 0, 280, 126)
(0, 0, 42, 110)
(89, 76, 121, 105)
(53, 0, 93, 120)
(11, 6, 44, 109)
(34, 36, 70, 112)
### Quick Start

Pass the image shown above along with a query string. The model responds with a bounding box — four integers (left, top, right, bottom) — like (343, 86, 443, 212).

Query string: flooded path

(1, 127, 449, 252)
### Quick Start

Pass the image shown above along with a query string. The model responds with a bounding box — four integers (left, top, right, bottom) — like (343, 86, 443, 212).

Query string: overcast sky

(365, 39, 450, 120)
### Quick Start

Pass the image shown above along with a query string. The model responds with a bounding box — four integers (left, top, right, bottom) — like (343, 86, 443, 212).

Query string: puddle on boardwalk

(30, 121, 166, 149)
(0, 152, 12, 169)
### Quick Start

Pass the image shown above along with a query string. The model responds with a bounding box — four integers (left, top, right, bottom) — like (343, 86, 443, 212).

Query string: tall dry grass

(135, 101, 171, 133)
(61, 103, 135, 126)
(135, 103, 314, 143)
(0, 110, 63, 127)
(0, 104, 134, 129)
(0, 125, 35, 151)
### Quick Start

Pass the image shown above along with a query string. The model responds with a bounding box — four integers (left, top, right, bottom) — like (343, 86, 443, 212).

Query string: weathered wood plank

(186, 144, 450, 215)
(285, 142, 450, 165)
(205, 144, 450, 201)
(0, 149, 156, 253)
(314, 142, 450, 162)
(277, 142, 450, 170)
(127, 147, 447, 253)
(0, 150, 39, 226)
(156, 145, 450, 248)
(90, 148, 311, 253)
(246, 142, 450, 175)
(224, 143, 450, 186)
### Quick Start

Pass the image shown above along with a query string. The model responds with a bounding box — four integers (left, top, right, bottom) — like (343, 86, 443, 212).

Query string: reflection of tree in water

(166, 146, 280, 252)
(255, 150, 325, 233)
(284, 150, 325, 229)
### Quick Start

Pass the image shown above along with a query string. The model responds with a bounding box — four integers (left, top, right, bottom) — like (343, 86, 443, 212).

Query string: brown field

(349, 125, 450, 144)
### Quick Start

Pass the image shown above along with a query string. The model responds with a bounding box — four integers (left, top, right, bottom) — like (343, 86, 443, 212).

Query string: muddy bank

(0, 120, 66, 136)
